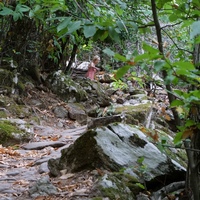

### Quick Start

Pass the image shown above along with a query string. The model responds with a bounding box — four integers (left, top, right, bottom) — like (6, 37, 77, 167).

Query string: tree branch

(162, 29, 193, 54)
(151, 181, 185, 200)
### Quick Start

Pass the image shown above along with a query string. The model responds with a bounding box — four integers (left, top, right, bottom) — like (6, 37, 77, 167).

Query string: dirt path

(0, 125, 88, 200)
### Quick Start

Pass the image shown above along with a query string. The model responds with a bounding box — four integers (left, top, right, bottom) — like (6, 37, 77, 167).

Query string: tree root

(150, 181, 185, 200)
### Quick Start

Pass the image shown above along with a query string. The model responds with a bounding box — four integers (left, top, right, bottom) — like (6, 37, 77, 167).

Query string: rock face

(48, 123, 186, 184)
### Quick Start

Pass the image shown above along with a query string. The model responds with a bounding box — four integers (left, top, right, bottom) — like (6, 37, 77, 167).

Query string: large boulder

(47, 71, 111, 106)
(48, 123, 186, 185)
(48, 71, 87, 102)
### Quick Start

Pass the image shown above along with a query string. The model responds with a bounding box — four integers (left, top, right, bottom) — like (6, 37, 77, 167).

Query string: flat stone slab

(22, 141, 66, 150)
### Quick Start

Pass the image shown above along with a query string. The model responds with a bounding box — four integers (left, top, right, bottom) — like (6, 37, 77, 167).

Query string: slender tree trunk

(186, 42, 200, 200)
(64, 43, 79, 73)
(150, 0, 181, 126)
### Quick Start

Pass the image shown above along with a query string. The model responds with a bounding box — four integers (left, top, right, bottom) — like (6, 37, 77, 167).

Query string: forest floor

(0, 87, 98, 200)
(0, 80, 172, 200)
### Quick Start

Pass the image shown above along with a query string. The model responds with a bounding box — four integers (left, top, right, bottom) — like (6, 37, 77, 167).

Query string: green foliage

(111, 78, 128, 90)
(0, 3, 30, 21)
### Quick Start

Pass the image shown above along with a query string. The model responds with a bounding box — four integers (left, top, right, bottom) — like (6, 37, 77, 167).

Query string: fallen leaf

(182, 128, 194, 139)
(165, 114, 171, 121)
(59, 173, 74, 180)
(13, 179, 29, 186)
(161, 106, 166, 114)
(166, 51, 171, 58)
(152, 131, 159, 142)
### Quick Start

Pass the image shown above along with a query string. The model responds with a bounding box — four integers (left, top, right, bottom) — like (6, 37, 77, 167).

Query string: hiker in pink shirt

(86, 55, 100, 80)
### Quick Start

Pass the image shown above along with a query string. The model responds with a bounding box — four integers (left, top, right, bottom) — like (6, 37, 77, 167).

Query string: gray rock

(0, 184, 12, 192)
(68, 103, 87, 125)
(38, 162, 49, 174)
(34, 157, 50, 165)
(49, 123, 185, 183)
(53, 106, 68, 118)
(6, 170, 20, 176)
(29, 176, 57, 198)
(22, 141, 66, 150)
(90, 173, 136, 200)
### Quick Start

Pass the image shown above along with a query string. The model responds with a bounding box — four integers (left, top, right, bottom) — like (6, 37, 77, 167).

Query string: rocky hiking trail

(0, 75, 186, 200)
(0, 88, 97, 200)
(0, 124, 92, 200)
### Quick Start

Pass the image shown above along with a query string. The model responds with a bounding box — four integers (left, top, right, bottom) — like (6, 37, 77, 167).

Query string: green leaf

(103, 48, 115, 57)
(191, 21, 200, 39)
(67, 21, 81, 34)
(181, 20, 194, 28)
(137, 156, 144, 164)
(108, 27, 120, 42)
(192, 90, 200, 98)
(57, 17, 71, 32)
(185, 120, 196, 127)
(169, 13, 178, 22)
(93, 8, 100, 16)
(0, 7, 13, 15)
(157, 143, 165, 153)
(194, 35, 200, 44)
(154, 60, 165, 72)
(116, 20, 125, 30)
(143, 43, 159, 54)
(174, 89, 184, 97)
(114, 54, 127, 62)
(16, 4, 30, 12)
(173, 131, 183, 144)
(193, 0, 200, 7)
(115, 4, 123, 15)
(174, 61, 195, 70)
(171, 100, 184, 107)
(13, 12, 21, 21)
(157, 0, 171, 9)
(134, 53, 151, 62)
(83, 25, 96, 38)
(100, 30, 109, 41)
(135, 183, 145, 189)
(115, 65, 131, 79)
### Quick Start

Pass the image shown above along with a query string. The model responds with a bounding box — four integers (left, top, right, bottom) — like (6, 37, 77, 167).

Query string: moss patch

(114, 103, 151, 114)
(0, 120, 23, 146)
(0, 111, 7, 118)
(97, 173, 141, 200)
(0, 69, 13, 87)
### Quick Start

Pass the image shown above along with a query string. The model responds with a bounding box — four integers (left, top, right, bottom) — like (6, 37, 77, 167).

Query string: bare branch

(162, 29, 193, 54)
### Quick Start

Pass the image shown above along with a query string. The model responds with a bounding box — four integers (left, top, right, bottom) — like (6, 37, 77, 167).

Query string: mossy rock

(0, 69, 13, 87)
(17, 81, 26, 94)
(0, 95, 30, 119)
(49, 72, 87, 102)
(0, 120, 32, 146)
(0, 120, 22, 146)
(0, 110, 8, 118)
(90, 173, 141, 200)
(114, 103, 152, 124)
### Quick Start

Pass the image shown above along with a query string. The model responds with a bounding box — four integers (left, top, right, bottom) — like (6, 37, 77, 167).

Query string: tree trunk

(64, 43, 79, 73)
(151, 1, 200, 199)
(151, 0, 181, 127)
(186, 42, 200, 200)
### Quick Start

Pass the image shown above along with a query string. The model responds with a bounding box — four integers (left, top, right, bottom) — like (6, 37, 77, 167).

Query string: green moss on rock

(114, 103, 151, 114)
(0, 69, 13, 87)
(17, 81, 26, 94)
(0, 120, 22, 145)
